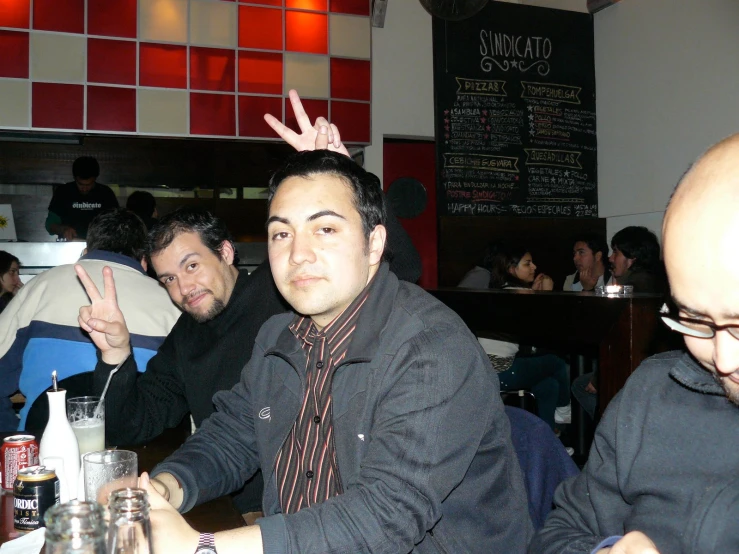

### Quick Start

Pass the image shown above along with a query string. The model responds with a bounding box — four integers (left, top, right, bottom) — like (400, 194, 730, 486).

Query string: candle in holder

(605, 285, 622, 294)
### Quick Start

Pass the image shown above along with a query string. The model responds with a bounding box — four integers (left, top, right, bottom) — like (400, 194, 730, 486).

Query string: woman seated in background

(0, 251, 22, 315)
(480, 243, 571, 432)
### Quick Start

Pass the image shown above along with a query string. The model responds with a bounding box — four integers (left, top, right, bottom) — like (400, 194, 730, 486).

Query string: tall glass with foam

(67, 396, 105, 456)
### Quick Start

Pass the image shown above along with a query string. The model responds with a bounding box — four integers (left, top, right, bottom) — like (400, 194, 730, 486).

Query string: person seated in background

(0, 209, 179, 432)
(530, 135, 739, 554)
(479, 243, 571, 433)
(563, 233, 611, 292)
(458, 243, 495, 288)
(75, 90, 421, 517)
(46, 156, 119, 241)
(126, 190, 159, 230)
(571, 227, 666, 418)
(0, 251, 22, 315)
(107, 148, 532, 553)
(609, 225, 665, 292)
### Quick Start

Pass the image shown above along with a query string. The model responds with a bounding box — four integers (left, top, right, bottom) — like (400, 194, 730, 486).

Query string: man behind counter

(46, 156, 119, 240)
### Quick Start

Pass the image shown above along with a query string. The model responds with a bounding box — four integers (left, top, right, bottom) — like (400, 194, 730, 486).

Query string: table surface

(1, 425, 246, 544)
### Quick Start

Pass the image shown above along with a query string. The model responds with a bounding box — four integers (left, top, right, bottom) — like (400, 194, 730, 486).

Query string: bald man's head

(663, 134, 739, 404)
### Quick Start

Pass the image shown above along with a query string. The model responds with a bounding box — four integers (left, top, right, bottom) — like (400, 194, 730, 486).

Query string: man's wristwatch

(194, 533, 217, 554)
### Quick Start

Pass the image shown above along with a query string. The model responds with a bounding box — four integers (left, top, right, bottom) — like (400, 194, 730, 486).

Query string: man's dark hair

(72, 156, 100, 180)
(268, 150, 387, 243)
(86, 208, 147, 261)
(611, 226, 662, 272)
(0, 251, 20, 276)
(126, 191, 157, 220)
(147, 206, 237, 264)
(572, 232, 608, 261)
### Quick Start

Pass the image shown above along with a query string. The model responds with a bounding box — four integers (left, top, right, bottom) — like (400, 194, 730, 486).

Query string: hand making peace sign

(264, 89, 350, 156)
(75, 264, 131, 365)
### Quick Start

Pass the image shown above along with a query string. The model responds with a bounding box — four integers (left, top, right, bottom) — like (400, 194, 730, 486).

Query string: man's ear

(595, 251, 602, 264)
(82, 248, 88, 256)
(219, 240, 236, 265)
(368, 225, 387, 266)
(626, 257, 635, 270)
(140, 258, 148, 272)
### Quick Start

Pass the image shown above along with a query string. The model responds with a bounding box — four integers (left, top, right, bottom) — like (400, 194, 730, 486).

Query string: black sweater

(94, 263, 289, 445)
(94, 217, 421, 446)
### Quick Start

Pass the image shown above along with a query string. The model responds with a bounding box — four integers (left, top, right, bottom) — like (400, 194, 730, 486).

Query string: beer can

(1, 435, 39, 490)
(13, 465, 60, 531)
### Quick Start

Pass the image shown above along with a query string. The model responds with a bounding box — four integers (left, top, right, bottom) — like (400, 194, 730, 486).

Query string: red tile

(190, 47, 235, 92)
(238, 51, 282, 95)
(0, 30, 29, 78)
(191, 93, 236, 136)
(239, 0, 281, 5)
(330, 100, 370, 143)
(88, 0, 137, 38)
(0, 0, 30, 29)
(87, 86, 136, 132)
(238, 6, 282, 50)
(329, 0, 369, 15)
(32, 83, 83, 129)
(239, 95, 282, 137)
(140, 43, 187, 89)
(331, 58, 370, 101)
(284, 97, 327, 134)
(285, 11, 327, 54)
(33, 0, 84, 34)
(286, 0, 327, 10)
(88, 38, 136, 85)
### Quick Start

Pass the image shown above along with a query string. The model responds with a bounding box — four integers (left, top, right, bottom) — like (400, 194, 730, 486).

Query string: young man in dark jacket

(80, 145, 531, 553)
(530, 135, 739, 554)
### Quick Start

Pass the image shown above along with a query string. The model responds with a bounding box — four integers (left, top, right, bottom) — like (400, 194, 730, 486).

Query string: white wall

(595, 0, 739, 240)
(365, 1, 435, 179)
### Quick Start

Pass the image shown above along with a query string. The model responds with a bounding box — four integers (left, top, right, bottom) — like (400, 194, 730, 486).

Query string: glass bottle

(107, 488, 154, 554)
(44, 500, 107, 554)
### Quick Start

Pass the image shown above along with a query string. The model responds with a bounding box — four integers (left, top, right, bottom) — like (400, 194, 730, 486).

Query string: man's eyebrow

(266, 215, 289, 229)
(307, 210, 346, 222)
(158, 252, 199, 279)
(669, 297, 739, 320)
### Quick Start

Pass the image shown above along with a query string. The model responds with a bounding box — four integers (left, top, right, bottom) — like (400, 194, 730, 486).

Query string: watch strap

(195, 532, 217, 553)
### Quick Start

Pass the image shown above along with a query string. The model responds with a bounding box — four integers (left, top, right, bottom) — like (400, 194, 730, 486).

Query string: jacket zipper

(428, 530, 449, 554)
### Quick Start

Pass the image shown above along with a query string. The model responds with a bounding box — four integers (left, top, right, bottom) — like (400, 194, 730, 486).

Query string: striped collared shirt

(274, 285, 371, 514)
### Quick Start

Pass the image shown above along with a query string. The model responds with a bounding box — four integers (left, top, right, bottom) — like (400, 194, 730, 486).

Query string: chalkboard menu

(433, 2, 597, 217)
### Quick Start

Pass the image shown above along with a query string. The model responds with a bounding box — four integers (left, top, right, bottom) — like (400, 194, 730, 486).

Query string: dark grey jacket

(153, 263, 532, 554)
(530, 350, 739, 554)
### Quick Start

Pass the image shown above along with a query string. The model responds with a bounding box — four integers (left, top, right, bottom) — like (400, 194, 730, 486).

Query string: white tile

(284, 53, 329, 98)
(190, 0, 237, 48)
(0, 80, 30, 127)
(138, 88, 188, 134)
(140, 0, 189, 44)
(330, 14, 371, 59)
(30, 33, 86, 83)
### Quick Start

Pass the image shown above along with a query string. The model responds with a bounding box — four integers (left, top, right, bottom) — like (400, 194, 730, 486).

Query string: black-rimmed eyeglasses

(660, 303, 739, 340)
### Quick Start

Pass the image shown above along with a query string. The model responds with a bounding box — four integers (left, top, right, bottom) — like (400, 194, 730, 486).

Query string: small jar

(44, 500, 107, 554)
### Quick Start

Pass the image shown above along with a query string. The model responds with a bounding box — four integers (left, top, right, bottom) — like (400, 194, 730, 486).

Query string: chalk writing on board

(434, 1, 597, 217)
(479, 31, 552, 76)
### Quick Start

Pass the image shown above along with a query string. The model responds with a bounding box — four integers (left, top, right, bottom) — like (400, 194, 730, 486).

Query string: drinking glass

(67, 396, 105, 456)
(83, 450, 138, 504)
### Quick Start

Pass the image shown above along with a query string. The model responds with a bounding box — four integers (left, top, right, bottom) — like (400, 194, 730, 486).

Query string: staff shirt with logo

(47, 181, 119, 239)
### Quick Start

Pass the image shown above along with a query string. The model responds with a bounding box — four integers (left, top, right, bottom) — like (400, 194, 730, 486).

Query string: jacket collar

(79, 250, 145, 274)
(267, 262, 397, 367)
(670, 351, 725, 396)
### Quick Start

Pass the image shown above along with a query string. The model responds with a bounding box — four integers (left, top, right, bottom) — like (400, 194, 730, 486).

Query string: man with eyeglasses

(530, 135, 739, 554)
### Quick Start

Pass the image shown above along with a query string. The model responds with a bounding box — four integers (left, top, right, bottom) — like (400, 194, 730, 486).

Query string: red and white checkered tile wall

(0, 0, 371, 143)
